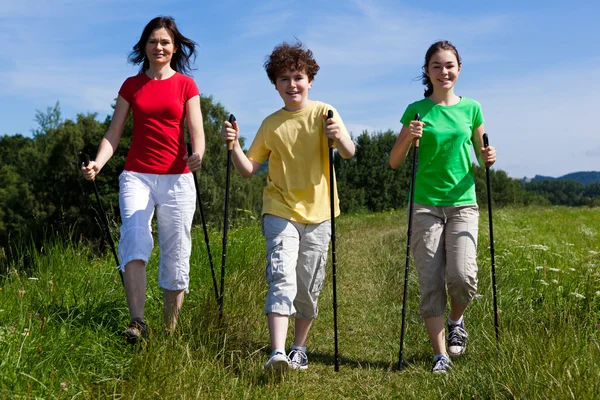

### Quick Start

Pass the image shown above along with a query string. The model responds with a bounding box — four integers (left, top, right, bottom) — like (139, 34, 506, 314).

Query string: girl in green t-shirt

(389, 40, 497, 374)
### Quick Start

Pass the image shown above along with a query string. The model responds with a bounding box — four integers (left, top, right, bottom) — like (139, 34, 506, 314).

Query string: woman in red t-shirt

(81, 16, 205, 343)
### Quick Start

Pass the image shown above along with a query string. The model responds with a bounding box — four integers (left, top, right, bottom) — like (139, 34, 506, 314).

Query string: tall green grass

(1, 207, 598, 399)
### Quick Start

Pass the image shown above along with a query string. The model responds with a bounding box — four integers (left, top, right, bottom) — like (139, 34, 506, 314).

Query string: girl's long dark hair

(422, 40, 461, 97)
(128, 16, 197, 75)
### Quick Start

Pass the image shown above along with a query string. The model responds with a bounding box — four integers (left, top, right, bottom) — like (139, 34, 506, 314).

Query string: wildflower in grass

(60, 382, 67, 391)
(22, 328, 30, 336)
(589, 250, 599, 255)
(552, 279, 558, 284)
(113, 279, 117, 284)
(38, 347, 43, 355)
(35, 313, 40, 319)
(537, 279, 549, 286)
(87, 280, 91, 284)
(568, 268, 576, 272)
(595, 291, 600, 296)
(535, 266, 543, 270)
(548, 268, 560, 272)
(10, 327, 15, 334)
(570, 292, 585, 299)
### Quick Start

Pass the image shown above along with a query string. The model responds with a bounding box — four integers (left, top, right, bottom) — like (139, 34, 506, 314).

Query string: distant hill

(523, 171, 600, 185)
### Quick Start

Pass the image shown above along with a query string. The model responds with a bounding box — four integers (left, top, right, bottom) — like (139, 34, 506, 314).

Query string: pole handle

(413, 113, 421, 147)
(326, 110, 334, 148)
(83, 153, 90, 167)
(187, 142, 193, 157)
(483, 133, 489, 148)
(227, 114, 236, 151)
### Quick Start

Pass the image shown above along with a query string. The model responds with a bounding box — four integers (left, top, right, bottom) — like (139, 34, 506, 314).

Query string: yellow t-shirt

(247, 101, 350, 224)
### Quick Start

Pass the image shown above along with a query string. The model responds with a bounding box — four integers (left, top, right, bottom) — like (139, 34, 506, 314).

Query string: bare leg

(268, 313, 289, 351)
(449, 297, 468, 322)
(424, 315, 446, 355)
(123, 260, 146, 321)
(163, 289, 185, 330)
(293, 318, 313, 347)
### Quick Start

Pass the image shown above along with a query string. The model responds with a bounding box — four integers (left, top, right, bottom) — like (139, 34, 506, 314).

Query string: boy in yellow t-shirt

(221, 41, 355, 372)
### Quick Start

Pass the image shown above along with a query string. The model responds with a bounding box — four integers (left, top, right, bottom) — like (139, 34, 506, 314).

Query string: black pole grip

(187, 142, 193, 157)
(414, 113, 420, 121)
(229, 114, 236, 123)
(327, 110, 333, 119)
(483, 133, 489, 148)
(83, 154, 90, 167)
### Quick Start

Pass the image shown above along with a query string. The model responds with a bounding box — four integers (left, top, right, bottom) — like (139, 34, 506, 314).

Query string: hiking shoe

(264, 352, 290, 373)
(122, 318, 148, 344)
(447, 320, 468, 357)
(288, 349, 309, 370)
(432, 354, 451, 374)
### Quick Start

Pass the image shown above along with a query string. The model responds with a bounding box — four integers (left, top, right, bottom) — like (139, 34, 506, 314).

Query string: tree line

(1, 98, 598, 267)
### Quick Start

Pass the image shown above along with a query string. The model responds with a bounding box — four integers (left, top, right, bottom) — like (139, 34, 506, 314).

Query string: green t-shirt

(400, 97, 484, 206)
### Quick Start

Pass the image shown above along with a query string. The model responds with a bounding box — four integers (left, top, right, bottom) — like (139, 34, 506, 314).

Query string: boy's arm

(221, 119, 262, 178)
(335, 133, 355, 159)
(323, 114, 355, 159)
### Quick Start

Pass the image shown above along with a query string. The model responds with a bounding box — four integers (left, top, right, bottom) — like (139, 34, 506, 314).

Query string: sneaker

(264, 352, 290, 373)
(447, 320, 468, 357)
(288, 349, 309, 371)
(122, 318, 148, 344)
(432, 354, 451, 374)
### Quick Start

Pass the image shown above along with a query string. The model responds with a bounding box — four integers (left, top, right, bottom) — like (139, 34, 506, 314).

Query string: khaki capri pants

(411, 203, 479, 319)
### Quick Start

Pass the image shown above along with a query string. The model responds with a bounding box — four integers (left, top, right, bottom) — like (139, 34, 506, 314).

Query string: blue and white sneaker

(447, 320, 468, 357)
(432, 354, 451, 374)
(264, 351, 290, 373)
(288, 349, 309, 370)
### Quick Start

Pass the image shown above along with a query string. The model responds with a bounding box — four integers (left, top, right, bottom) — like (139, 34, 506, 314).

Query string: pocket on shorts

(309, 251, 327, 293)
(265, 239, 285, 284)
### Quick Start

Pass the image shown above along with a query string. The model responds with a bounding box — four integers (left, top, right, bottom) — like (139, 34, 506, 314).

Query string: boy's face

(275, 69, 313, 111)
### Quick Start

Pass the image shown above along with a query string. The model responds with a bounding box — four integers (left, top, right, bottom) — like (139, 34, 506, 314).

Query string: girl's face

(426, 50, 461, 93)
(145, 28, 176, 67)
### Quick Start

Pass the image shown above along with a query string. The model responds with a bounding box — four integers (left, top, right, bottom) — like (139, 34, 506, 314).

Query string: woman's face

(145, 27, 176, 67)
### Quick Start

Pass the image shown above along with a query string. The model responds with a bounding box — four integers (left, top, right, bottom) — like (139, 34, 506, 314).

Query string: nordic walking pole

(187, 143, 219, 303)
(483, 133, 499, 344)
(219, 113, 236, 319)
(82, 154, 124, 285)
(326, 109, 340, 372)
(398, 113, 420, 371)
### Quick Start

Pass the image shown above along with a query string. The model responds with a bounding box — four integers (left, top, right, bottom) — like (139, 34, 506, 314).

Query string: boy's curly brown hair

(264, 41, 320, 84)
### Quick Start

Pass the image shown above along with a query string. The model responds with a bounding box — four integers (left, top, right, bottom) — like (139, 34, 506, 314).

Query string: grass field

(1, 207, 599, 399)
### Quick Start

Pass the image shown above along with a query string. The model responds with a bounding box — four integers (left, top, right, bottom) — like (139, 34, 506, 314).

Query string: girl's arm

(389, 119, 424, 169)
(473, 124, 496, 168)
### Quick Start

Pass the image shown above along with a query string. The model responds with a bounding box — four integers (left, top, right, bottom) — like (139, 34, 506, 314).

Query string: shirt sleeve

(246, 121, 270, 164)
(118, 77, 133, 104)
(184, 76, 200, 102)
(472, 100, 484, 129)
(400, 103, 415, 127)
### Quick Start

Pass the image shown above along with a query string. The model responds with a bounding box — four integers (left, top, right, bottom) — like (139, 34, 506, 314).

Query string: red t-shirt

(118, 72, 200, 174)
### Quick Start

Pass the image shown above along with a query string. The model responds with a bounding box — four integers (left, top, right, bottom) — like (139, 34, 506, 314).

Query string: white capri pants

(118, 170, 196, 291)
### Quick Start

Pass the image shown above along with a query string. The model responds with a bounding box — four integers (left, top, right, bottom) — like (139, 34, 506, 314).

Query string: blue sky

(1, 0, 598, 178)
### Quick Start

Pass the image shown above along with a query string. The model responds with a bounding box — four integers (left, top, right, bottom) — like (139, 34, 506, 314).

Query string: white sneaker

(264, 352, 290, 373)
